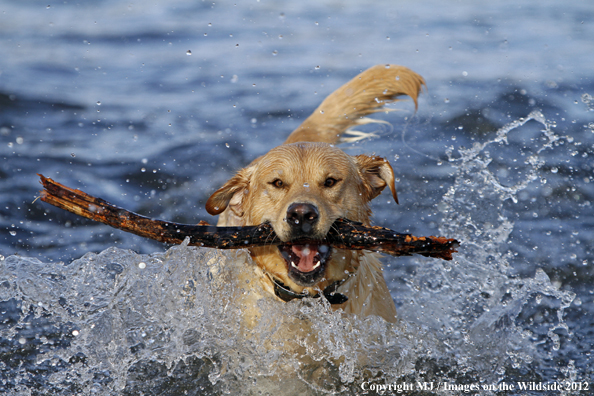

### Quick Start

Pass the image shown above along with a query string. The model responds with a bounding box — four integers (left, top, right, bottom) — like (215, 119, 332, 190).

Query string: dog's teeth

(312, 261, 320, 269)
(291, 261, 298, 269)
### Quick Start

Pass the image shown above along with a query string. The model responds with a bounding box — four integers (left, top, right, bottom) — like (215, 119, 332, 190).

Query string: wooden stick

(38, 174, 459, 260)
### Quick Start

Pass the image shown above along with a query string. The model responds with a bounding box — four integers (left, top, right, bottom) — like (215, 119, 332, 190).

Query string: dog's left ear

(354, 154, 398, 204)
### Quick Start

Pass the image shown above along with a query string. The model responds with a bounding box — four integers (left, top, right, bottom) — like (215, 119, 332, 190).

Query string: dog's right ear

(205, 166, 253, 216)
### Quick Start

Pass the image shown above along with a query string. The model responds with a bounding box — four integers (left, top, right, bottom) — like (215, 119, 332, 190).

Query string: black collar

(269, 276, 348, 305)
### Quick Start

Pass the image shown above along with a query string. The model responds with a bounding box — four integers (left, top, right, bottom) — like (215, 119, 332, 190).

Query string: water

(1, 0, 593, 394)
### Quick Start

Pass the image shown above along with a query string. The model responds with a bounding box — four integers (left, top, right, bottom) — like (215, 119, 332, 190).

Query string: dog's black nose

(286, 203, 319, 233)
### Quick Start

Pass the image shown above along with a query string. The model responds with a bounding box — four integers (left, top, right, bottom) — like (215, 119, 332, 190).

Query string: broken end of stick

(38, 174, 92, 203)
(38, 174, 50, 202)
(428, 236, 460, 260)
(38, 173, 53, 187)
(38, 174, 56, 199)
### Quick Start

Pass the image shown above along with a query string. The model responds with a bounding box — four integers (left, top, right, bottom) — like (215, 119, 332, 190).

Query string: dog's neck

(266, 274, 348, 305)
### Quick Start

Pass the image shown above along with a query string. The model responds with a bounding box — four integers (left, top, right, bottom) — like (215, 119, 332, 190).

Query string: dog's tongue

(291, 244, 318, 272)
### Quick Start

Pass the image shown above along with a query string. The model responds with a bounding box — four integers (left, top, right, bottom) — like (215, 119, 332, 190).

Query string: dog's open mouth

(278, 243, 331, 286)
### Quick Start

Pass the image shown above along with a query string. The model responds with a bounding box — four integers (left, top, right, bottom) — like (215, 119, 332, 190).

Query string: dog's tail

(285, 64, 425, 144)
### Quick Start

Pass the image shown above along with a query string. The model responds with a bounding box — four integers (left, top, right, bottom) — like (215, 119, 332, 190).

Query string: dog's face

(206, 142, 397, 293)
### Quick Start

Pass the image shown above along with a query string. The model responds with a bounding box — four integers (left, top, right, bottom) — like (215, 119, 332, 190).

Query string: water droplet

(96, 101, 101, 106)
(186, 50, 192, 55)
(16, 137, 24, 144)
(9, 231, 16, 236)
(18, 337, 26, 345)
(141, 168, 146, 173)
(303, 182, 309, 188)
(138, 262, 146, 269)
(225, 143, 230, 148)
(315, 65, 320, 70)
(72, 330, 79, 336)
(272, 50, 278, 56)
(444, 98, 450, 103)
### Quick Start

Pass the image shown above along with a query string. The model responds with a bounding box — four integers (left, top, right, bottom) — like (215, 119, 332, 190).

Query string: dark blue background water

(1, 0, 593, 394)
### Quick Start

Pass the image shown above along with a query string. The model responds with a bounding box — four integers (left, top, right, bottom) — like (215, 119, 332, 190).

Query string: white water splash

(398, 110, 575, 381)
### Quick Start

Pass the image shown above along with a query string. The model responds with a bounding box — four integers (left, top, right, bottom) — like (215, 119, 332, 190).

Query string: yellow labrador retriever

(206, 64, 424, 323)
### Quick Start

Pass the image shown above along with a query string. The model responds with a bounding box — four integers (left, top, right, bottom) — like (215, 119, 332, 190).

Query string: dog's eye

(270, 179, 284, 188)
(324, 177, 338, 188)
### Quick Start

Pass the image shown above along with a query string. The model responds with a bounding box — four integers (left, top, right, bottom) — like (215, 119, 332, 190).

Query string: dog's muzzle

(280, 202, 331, 285)
(286, 202, 319, 235)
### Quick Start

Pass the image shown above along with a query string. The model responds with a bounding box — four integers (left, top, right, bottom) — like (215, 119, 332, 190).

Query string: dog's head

(206, 142, 397, 293)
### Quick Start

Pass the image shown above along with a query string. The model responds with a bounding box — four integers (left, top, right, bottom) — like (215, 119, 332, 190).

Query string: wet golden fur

(206, 65, 424, 323)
